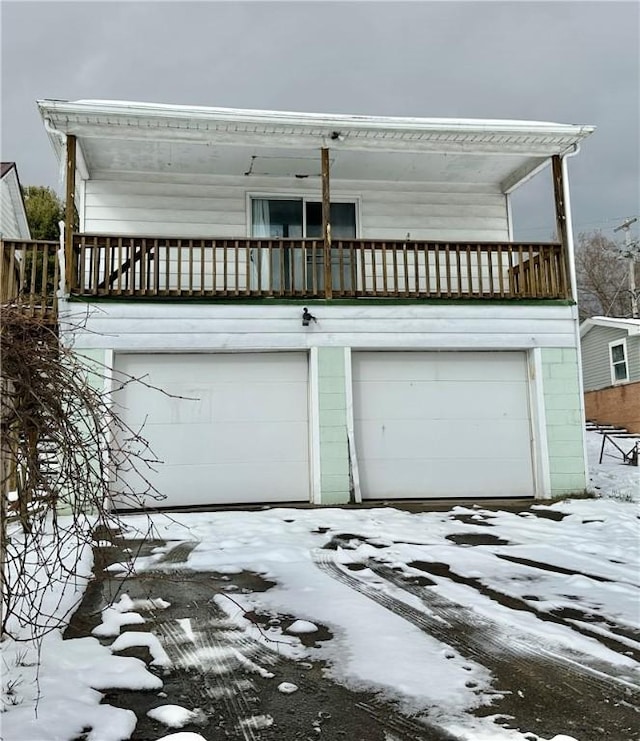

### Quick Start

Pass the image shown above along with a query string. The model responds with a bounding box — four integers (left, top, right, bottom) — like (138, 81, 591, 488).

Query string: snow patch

(147, 704, 200, 728)
(286, 619, 318, 634)
(93, 607, 145, 637)
(110, 631, 171, 666)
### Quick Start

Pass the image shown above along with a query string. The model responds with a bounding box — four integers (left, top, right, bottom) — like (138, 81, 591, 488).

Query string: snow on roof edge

(37, 98, 595, 138)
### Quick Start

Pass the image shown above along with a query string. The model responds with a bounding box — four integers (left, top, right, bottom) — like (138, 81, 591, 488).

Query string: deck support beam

(321, 147, 332, 299)
(551, 154, 571, 299)
(64, 134, 77, 293)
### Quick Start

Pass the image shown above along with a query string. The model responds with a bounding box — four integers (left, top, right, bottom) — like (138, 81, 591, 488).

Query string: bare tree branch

(0, 305, 178, 640)
(575, 230, 639, 320)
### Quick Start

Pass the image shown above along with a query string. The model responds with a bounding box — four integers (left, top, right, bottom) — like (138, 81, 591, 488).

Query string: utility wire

(518, 215, 640, 235)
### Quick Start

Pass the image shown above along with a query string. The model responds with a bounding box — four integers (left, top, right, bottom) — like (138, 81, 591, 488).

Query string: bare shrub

(1, 305, 166, 640)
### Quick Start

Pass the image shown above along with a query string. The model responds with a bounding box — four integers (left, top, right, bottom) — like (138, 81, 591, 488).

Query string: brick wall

(584, 381, 640, 433)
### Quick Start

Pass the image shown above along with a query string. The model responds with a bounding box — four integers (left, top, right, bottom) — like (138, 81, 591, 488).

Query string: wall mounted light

(302, 308, 317, 327)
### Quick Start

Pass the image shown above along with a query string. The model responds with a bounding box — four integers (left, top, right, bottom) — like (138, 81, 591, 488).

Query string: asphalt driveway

(63, 501, 640, 741)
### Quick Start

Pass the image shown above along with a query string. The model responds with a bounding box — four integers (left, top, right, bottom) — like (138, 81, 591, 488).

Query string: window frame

(608, 338, 629, 385)
(245, 193, 361, 239)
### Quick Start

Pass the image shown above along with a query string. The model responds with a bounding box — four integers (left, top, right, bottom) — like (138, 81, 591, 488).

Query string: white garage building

(39, 99, 592, 508)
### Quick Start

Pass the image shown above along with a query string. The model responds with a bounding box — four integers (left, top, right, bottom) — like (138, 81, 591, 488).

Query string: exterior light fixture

(302, 308, 317, 327)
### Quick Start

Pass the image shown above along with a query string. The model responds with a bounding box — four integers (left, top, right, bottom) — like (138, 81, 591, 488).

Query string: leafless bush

(0, 305, 166, 640)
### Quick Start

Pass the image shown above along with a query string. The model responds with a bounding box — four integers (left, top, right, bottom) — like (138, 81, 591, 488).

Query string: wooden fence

(1, 240, 59, 321)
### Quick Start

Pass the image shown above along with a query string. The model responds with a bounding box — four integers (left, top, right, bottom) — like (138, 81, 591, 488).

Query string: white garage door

(353, 351, 534, 499)
(113, 353, 309, 508)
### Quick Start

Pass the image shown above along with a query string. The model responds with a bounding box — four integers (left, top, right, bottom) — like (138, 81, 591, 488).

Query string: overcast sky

(1, 0, 638, 241)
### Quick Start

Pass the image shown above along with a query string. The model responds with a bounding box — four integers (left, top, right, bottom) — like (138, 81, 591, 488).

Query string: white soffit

(37, 99, 595, 189)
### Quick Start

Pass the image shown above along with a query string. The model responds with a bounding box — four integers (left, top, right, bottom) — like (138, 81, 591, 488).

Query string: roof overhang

(580, 316, 640, 337)
(37, 99, 595, 192)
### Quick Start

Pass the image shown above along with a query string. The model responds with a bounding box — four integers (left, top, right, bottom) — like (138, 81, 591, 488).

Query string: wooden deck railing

(1, 240, 59, 321)
(70, 234, 569, 300)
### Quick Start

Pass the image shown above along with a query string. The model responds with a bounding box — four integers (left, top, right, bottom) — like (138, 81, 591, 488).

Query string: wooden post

(65, 134, 77, 293)
(321, 147, 332, 299)
(551, 154, 570, 298)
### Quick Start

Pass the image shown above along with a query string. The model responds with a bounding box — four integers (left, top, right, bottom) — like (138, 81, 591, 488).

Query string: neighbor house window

(609, 339, 629, 384)
(250, 197, 357, 291)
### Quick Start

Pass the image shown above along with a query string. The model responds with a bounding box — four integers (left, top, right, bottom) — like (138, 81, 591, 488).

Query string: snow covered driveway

(2, 431, 638, 741)
(55, 497, 640, 741)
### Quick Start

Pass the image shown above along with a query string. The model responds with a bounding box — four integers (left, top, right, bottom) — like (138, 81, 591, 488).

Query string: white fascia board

(37, 99, 596, 157)
(580, 316, 640, 337)
(45, 126, 587, 160)
(38, 98, 593, 136)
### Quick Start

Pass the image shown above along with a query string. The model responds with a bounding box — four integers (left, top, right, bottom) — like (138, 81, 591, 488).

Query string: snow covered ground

(1, 430, 638, 741)
(585, 428, 639, 502)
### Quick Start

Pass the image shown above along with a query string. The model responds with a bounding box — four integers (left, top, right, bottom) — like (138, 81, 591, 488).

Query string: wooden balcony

(69, 234, 569, 301)
(1, 240, 59, 323)
(0, 236, 570, 319)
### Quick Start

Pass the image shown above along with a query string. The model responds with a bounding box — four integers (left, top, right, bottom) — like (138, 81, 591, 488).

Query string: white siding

(61, 302, 579, 353)
(82, 172, 509, 242)
(0, 179, 21, 239)
(0, 169, 30, 239)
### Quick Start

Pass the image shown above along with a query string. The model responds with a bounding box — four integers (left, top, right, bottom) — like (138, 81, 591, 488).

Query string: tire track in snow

(356, 701, 461, 741)
(130, 542, 440, 740)
(156, 615, 272, 740)
(313, 549, 640, 740)
(372, 561, 640, 692)
(314, 550, 547, 685)
(145, 542, 274, 739)
(405, 558, 640, 663)
(496, 552, 640, 589)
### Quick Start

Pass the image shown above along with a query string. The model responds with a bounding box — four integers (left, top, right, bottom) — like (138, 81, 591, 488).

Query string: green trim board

(75, 348, 107, 390)
(66, 295, 575, 308)
(316, 347, 351, 504)
(541, 347, 587, 496)
(55, 348, 108, 515)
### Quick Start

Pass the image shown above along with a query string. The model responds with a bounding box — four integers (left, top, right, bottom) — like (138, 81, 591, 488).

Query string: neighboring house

(580, 316, 640, 433)
(1, 162, 31, 303)
(0, 162, 30, 240)
(36, 99, 594, 508)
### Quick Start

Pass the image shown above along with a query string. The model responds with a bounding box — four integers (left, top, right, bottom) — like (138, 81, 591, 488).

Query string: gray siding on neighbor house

(628, 336, 640, 381)
(581, 325, 640, 391)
